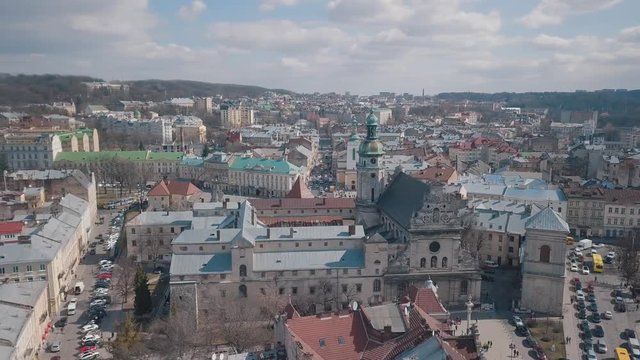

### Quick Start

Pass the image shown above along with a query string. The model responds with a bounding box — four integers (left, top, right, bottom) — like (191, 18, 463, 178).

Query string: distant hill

(127, 79, 292, 101)
(0, 74, 101, 105)
(436, 90, 640, 127)
(0, 74, 293, 106)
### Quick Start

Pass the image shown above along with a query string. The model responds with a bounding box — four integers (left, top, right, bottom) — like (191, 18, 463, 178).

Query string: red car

(97, 273, 112, 280)
(572, 277, 580, 285)
(79, 345, 97, 353)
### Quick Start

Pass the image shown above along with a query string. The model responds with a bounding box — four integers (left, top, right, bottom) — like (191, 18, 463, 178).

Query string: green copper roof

(359, 140, 385, 156)
(230, 157, 301, 174)
(366, 112, 379, 125)
(57, 128, 95, 144)
(349, 133, 360, 142)
(54, 150, 183, 162)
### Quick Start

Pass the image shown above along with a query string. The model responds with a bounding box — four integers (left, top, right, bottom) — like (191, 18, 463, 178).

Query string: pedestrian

(595, 276, 598, 282)
(570, 297, 574, 304)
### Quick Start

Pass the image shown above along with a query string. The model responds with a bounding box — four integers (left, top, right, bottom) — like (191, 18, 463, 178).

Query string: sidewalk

(477, 319, 528, 360)
(562, 275, 582, 360)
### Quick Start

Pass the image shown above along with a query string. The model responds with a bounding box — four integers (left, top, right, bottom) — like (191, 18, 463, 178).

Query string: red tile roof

(0, 221, 23, 235)
(286, 177, 315, 199)
(286, 312, 369, 360)
(147, 179, 201, 197)
(410, 166, 456, 183)
(406, 285, 448, 315)
(251, 198, 356, 210)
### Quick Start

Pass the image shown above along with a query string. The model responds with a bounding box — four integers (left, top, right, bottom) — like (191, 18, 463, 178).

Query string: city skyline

(1, 0, 640, 95)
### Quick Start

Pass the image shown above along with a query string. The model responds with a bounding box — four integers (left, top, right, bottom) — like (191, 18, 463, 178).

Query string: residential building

(372, 108, 392, 125)
(468, 200, 543, 267)
(229, 156, 305, 198)
(193, 97, 214, 114)
(0, 133, 62, 170)
(603, 189, 640, 238)
(220, 105, 255, 129)
(0, 281, 50, 360)
(274, 282, 480, 360)
(173, 116, 207, 145)
(564, 185, 605, 238)
(410, 166, 458, 184)
(0, 194, 94, 314)
(125, 211, 195, 264)
(147, 179, 206, 211)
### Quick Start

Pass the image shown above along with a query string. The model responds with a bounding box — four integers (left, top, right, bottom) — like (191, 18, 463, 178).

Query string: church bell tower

(356, 111, 385, 207)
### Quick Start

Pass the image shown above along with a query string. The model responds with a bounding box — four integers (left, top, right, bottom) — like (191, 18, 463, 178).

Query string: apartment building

(173, 116, 207, 145)
(0, 194, 93, 314)
(229, 156, 305, 198)
(54, 150, 184, 179)
(564, 185, 605, 238)
(220, 105, 255, 129)
(0, 282, 50, 360)
(193, 97, 214, 114)
(603, 189, 640, 238)
(0, 133, 62, 170)
(125, 211, 194, 264)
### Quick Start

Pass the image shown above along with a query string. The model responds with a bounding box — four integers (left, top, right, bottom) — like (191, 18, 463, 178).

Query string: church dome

(349, 133, 360, 143)
(359, 139, 385, 155)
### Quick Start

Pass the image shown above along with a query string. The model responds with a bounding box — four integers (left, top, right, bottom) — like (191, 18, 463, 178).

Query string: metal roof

(525, 207, 570, 233)
(252, 249, 364, 271)
(126, 211, 193, 226)
(170, 253, 232, 275)
(362, 303, 407, 333)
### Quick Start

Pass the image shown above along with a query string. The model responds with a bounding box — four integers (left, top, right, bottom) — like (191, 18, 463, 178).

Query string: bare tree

(619, 231, 640, 286)
(317, 279, 334, 312)
(258, 276, 287, 326)
(340, 283, 360, 308)
(113, 256, 137, 304)
(207, 297, 271, 353)
(147, 308, 199, 360)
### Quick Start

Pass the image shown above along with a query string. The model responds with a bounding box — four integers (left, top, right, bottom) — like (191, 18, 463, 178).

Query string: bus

(593, 254, 604, 273)
(615, 347, 631, 360)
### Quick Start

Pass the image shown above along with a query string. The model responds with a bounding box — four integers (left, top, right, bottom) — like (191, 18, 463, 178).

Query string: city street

(563, 245, 640, 360)
(44, 209, 124, 360)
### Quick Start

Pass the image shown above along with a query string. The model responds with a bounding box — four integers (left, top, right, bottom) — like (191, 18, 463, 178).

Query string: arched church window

(441, 257, 448, 268)
(430, 256, 438, 268)
(540, 245, 551, 263)
(420, 258, 426, 268)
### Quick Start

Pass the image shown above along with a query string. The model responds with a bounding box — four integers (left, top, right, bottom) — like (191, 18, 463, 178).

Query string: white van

(67, 302, 76, 315)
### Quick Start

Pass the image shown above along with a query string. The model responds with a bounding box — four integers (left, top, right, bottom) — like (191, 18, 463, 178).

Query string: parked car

(81, 323, 99, 333)
(534, 348, 547, 360)
(570, 264, 579, 272)
(582, 266, 590, 275)
(592, 325, 604, 337)
(603, 311, 613, 319)
(625, 329, 637, 339)
(81, 334, 101, 343)
(78, 351, 100, 360)
(577, 309, 587, 319)
(80, 339, 101, 347)
(483, 260, 499, 268)
(49, 341, 61, 353)
(512, 316, 525, 328)
(576, 290, 586, 301)
(586, 349, 598, 360)
(591, 312, 601, 323)
(589, 302, 599, 312)
(595, 341, 607, 353)
(79, 345, 97, 354)
(54, 317, 68, 328)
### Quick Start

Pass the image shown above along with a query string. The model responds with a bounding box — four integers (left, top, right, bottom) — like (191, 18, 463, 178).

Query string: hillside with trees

(435, 90, 640, 127)
(0, 74, 292, 107)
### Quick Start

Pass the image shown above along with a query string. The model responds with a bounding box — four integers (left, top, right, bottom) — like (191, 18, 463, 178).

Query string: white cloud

(259, 0, 298, 12)
(178, 0, 207, 21)
(209, 20, 349, 52)
(532, 34, 572, 49)
(520, 0, 622, 28)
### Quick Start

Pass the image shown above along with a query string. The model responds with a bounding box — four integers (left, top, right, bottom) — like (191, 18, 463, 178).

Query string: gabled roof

(377, 172, 431, 228)
(147, 179, 201, 197)
(286, 177, 314, 199)
(525, 207, 570, 233)
(406, 284, 449, 315)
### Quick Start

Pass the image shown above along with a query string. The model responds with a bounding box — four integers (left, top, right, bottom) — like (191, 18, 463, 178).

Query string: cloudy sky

(1, 0, 639, 94)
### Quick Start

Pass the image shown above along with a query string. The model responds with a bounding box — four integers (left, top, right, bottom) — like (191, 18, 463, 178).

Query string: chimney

(223, 199, 228, 209)
(216, 230, 220, 239)
(383, 325, 392, 341)
(251, 209, 256, 226)
(290, 227, 296, 238)
(348, 225, 356, 235)
(266, 228, 271, 239)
